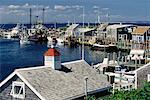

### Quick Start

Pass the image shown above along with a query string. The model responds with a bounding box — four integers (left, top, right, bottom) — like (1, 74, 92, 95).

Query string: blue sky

(0, 0, 150, 23)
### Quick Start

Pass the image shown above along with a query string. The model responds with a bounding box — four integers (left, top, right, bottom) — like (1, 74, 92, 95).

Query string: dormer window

(10, 81, 25, 99)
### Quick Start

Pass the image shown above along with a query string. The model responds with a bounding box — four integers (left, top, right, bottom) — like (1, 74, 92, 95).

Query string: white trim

(16, 72, 46, 100)
(135, 73, 137, 89)
(10, 81, 25, 99)
(0, 70, 45, 100)
(15, 66, 50, 71)
(62, 60, 84, 65)
(134, 62, 150, 73)
(0, 71, 16, 87)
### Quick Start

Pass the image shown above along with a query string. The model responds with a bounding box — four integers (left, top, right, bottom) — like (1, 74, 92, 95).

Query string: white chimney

(44, 48, 61, 70)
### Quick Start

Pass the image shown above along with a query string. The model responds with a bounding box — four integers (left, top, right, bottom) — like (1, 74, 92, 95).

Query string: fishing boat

(28, 23, 48, 42)
(91, 43, 117, 52)
(47, 36, 58, 47)
(19, 25, 30, 45)
(2, 23, 21, 39)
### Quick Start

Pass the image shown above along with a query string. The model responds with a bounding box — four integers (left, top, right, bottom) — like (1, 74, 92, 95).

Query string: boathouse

(78, 27, 96, 45)
(106, 24, 136, 41)
(66, 24, 79, 37)
(0, 47, 111, 100)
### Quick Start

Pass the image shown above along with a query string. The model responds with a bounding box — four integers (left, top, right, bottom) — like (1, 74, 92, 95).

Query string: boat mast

(42, 8, 45, 24)
(29, 8, 32, 28)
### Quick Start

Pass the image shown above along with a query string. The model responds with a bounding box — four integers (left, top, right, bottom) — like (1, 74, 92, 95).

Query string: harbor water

(0, 39, 107, 81)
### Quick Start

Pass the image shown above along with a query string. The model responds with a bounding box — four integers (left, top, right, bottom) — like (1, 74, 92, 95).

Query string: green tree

(108, 82, 150, 100)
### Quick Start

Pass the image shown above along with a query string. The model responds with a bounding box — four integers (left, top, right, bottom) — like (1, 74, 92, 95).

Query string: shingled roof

(0, 60, 111, 100)
(132, 26, 150, 35)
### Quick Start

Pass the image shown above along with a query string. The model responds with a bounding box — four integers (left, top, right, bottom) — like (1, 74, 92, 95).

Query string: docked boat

(20, 31, 30, 45)
(2, 23, 21, 39)
(47, 36, 58, 47)
(28, 23, 48, 42)
(91, 43, 118, 52)
(57, 38, 64, 44)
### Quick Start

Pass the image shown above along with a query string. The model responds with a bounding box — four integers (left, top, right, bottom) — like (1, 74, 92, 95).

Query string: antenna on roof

(82, 6, 85, 60)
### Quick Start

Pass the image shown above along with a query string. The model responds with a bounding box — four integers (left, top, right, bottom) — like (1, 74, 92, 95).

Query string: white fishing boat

(19, 26, 30, 45)
(2, 32, 11, 39)
(2, 23, 21, 39)
(20, 35, 30, 45)
(57, 38, 64, 45)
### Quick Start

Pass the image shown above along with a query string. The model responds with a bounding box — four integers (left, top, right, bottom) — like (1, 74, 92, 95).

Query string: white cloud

(23, 3, 29, 7)
(102, 8, 109, 10)
(54, 5, 83, 11)
(72, 5, 83, 10)
(93, 6, 99, 9)
(7, 3, 49, 9)
(54, 5, 68, 11)
(8, 5, 20, 9)
(45, 6, 49, 9)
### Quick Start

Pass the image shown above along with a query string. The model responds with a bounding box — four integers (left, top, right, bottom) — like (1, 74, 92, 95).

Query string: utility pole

(82, 6, 85, 60)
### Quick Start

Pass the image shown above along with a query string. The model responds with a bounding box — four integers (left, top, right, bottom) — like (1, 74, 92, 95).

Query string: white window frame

(10, 81, 25, 99)
(148, 74, 150, 82)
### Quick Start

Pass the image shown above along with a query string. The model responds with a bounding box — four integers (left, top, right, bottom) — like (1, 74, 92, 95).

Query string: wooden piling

(117, 57, 120, 65)
(125, 56, 127, 63)
(113, 83, 115, 94)
(121, 56, 124, 64)
(135, 58, 137, 69)
(113, 52, 116, 64)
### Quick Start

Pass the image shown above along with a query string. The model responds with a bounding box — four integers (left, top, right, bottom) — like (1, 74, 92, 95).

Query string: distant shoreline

(0, 22, 150, 29)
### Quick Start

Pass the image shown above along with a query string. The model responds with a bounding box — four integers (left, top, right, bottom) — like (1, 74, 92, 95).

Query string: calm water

(0, 39, 106, 80)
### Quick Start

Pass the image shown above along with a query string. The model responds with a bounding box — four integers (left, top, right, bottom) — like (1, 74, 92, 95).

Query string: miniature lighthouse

(44, 46, 61, 70)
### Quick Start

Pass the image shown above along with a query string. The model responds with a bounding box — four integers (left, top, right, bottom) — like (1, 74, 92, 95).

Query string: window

(148, 74, 150, 82)
(10, 81, 25, 99)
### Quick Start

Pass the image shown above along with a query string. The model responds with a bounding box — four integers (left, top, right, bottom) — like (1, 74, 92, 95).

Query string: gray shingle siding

(137, 65, 150, 88)
(0, 75, 40, 100)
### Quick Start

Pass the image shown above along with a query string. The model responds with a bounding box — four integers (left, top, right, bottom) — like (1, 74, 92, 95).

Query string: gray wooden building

(0, 60, 111, 100)
(134, 62, 150, 88)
